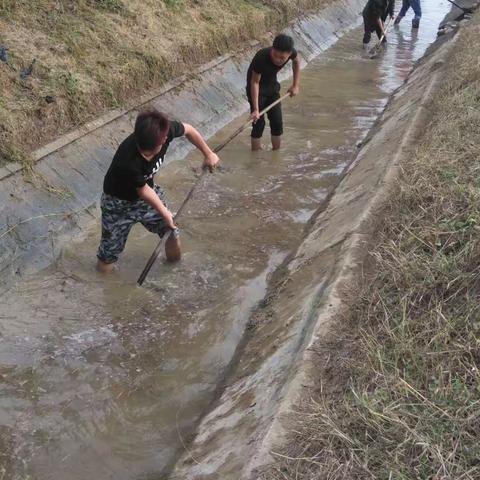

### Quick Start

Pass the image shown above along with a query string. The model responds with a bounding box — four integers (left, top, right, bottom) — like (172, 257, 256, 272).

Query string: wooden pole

(137, 92, 291, 285)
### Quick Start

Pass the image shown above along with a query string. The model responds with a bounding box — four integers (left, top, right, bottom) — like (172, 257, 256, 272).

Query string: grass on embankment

(0, 0, 331, 166)
(264, 15, 480, 480)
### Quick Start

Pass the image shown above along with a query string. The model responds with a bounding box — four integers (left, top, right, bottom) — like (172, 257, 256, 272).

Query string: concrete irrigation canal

(0, 0, 472, 478)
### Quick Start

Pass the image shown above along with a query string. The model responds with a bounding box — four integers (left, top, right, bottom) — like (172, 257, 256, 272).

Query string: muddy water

(0, 2, 451, 478)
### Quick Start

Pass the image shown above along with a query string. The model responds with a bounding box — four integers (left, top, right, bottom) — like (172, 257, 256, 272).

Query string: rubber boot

(412, 17, 420, 29)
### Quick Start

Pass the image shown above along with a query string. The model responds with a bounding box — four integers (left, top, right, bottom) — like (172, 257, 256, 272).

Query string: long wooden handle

(212, 92, 290, 154)
(369, 17, 393, 56)
(137, 92, 291, 285)
(174, 92, 290, 220)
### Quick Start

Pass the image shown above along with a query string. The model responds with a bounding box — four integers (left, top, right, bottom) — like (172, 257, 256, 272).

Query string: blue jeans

(398, 0, 422, 20)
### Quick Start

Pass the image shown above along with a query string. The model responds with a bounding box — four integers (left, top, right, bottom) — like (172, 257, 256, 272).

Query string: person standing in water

(246, 34, 301, 151)
(394, 0, 422, 29)
(96, 110, 219, 273)
(362, 0, 395, 49)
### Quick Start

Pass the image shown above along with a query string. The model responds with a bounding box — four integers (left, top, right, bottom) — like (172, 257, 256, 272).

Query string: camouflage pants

(97, 185, 169, 264)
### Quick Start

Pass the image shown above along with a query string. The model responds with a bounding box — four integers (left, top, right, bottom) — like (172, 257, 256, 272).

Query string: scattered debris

(0, 45, 16, 71)
(438, 21, 459, 36)
(0, 46, 8, 63)
(20, 59, 36, 81)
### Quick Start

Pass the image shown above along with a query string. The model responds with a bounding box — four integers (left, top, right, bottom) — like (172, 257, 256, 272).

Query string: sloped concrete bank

(167, 14, 472, 480)
(0, 0, 365, 288)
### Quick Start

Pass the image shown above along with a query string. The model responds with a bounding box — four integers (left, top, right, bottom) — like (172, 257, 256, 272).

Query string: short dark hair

(134, 110, 170, 151)
(272, 34, 294, 53)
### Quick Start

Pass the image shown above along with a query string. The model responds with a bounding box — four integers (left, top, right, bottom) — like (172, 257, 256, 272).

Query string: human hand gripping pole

(136, 91, 291, 286)
(369, 16, 393, 58)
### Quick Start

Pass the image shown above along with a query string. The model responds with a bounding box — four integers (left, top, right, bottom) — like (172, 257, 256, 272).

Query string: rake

(137, 92, 291, 286)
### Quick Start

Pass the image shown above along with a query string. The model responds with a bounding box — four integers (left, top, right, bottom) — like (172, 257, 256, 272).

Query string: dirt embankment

(262, 9, 480, 480)
(0, 0, 332, 166)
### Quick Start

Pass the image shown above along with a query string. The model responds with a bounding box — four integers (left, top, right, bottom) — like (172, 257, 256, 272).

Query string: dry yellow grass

(0, 0, 330, 165)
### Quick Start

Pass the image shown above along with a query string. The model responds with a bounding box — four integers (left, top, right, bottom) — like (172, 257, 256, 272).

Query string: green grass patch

(0, 145, 30, 168)
(0, 0, 16, 17)
(87, 0, 126, 13)
(163, 0, 184, 9)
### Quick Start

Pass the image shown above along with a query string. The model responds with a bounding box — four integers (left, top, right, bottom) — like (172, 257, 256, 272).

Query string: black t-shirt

(362, 0, 394, 19)
(103, 120, 185, 201)
(246, 47, 298, 97)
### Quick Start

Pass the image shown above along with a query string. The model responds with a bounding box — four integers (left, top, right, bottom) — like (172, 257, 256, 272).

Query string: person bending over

(96, 110, 219, 273)
(362, 0, 395, 48)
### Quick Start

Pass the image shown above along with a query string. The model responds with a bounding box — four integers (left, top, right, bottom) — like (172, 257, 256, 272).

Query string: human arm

(288, 56, 301, 97)
(183, 123, 219, 172)
(250, 71, 262, 123)
(136, 184, 176, 229)
(371, 1, 386, 32)
(377, 16, 385, 34)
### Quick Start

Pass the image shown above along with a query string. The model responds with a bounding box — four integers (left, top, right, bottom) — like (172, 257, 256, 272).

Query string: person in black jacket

(362, 0, 395, 48)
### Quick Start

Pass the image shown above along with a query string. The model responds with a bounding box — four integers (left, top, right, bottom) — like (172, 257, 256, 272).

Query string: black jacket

(362, 0, 394, 20)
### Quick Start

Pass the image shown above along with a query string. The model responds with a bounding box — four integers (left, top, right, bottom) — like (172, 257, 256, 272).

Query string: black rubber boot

(412, 18, 420, 29)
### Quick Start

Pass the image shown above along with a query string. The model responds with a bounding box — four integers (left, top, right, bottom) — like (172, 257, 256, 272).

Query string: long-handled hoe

(137, 92, 291, 286)
(369, 17, 394, 59)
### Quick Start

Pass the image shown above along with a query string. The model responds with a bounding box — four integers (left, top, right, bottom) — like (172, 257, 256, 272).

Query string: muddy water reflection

(0, 1, 450, 478)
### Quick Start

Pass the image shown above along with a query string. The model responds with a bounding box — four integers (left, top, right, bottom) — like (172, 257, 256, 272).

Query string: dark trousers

(363, 15, 386, 44)
(247, 91, 283, 138)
